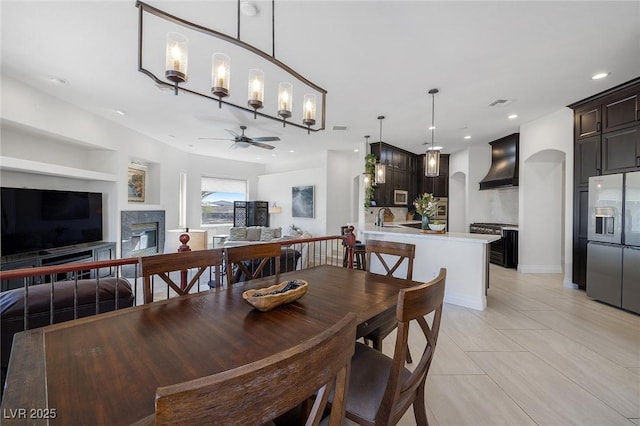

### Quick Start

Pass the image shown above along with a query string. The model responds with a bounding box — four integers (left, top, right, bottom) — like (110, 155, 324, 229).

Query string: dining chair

(136, 312, 357, 426)
(363, 239, 416, 363)
(140, 249, 224, 304)
(225, 242, 282, 285)
(342, 268, 446, 426)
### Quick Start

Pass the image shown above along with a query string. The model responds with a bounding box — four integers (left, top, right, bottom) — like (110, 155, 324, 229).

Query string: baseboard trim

(518, 265, 563, 274)
(444, 293, 486, 312)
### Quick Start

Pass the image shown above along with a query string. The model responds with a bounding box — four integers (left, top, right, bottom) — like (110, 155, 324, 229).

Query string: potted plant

(364, 153, 377, 208)
(413, 193, 438, 230)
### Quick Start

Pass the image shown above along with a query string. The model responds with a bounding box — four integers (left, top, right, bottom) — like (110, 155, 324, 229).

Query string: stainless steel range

(469, 223, 518, 268)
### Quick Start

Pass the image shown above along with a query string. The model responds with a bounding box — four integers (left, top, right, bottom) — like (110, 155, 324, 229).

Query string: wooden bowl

(242, 280, 308, 312)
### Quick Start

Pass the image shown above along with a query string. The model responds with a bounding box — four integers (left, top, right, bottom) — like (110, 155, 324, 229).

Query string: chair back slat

(150, 313, 358, 426)
(225, 243, 282, 284)
(365, 239, 415, 280)
(140, 249, 224, 304)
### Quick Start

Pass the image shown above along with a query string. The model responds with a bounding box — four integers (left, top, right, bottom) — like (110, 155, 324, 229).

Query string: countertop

(362, 223, 500, 244)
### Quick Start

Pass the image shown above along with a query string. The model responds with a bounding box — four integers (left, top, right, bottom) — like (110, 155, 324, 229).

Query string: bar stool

(341, 225, 366, 270)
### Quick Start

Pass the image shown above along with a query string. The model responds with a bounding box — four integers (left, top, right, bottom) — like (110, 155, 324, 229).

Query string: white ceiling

(2, 1, 639, 164)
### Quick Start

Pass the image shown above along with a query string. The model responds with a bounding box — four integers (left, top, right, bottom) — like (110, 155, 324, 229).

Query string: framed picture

(292, 185, 314, 218)
(127, 165, 146, 202)
(393, 190, 408, 205)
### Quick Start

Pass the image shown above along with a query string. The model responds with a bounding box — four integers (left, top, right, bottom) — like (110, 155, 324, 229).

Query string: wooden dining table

(0, 265, 417, 425)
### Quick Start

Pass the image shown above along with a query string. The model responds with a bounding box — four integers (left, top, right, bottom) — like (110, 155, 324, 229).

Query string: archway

(520, 149, 566, 274)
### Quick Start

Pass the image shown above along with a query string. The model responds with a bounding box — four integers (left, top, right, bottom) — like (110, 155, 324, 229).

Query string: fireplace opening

(131, 222, 158, 256)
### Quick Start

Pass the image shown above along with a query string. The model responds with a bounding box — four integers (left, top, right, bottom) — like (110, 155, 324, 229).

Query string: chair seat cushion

(345, 342, 411, 423)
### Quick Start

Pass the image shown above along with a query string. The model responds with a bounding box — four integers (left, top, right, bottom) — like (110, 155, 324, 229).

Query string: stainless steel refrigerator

(587, 171, 640, 313)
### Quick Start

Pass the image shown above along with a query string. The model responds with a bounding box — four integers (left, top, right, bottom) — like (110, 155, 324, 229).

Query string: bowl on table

(429, 224, 446, 231)
(242, 280, 308, 312)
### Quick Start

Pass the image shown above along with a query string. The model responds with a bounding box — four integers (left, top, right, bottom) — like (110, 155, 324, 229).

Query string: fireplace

(121, 210, 165, 276)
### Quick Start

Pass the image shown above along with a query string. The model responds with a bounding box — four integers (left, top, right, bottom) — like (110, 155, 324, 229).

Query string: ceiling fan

(198, 125, 279, 150)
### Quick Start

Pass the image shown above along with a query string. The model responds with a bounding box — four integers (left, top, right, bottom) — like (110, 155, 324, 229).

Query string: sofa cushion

(260, 227, 276, 242)
(246, 226, 262, 241)
(229, 227, 247, 241)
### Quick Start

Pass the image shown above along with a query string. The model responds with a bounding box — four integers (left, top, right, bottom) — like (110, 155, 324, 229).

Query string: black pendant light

(425, 89, 441, 177)
(374, 116, 387, 184)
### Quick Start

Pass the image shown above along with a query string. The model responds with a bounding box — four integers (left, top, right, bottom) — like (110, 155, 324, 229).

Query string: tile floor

(375, 265, 640, 426)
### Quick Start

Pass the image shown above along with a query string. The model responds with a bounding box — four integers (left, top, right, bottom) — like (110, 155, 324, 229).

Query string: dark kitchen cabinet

(575, 105, 600, 139)
(418, 154, 449, 197)
(570, 77, 640, 289)
(602, 125, 640, 174)
(575, 135, 601, 185)
(370, 142, 416, 206)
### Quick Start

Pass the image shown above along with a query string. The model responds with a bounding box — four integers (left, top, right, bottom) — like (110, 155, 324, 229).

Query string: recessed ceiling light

(508, 114, 518, 119)
(426, 146, 443, 151)
(428, 125, 436, 130)
(289, 150, 295, 153)
(464, 135, 472, 140)
(271, 154, 276, 157)
(240, 2, 258, 16)
(354, 148, 359, 152)
(114, 109, 127, 116)
(591, 72, 610, 80)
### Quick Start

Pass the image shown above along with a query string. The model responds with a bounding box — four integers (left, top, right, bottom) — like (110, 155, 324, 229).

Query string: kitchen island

(361, 223, 499, 310)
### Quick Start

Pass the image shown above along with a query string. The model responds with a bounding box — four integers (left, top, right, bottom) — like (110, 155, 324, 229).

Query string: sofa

(224, 226, 313, 269)
(223, 226, 283, 247)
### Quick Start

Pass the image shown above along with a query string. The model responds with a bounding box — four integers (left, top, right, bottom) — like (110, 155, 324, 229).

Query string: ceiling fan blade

(250, 136, 280, 142)
(198, 137, 234, 141)
(249, 141, 276, 150)
(225, 129, 240, 138)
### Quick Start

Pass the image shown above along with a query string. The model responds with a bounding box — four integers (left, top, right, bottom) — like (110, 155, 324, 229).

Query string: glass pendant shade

(248, 69, 264, 110)
(363, 173, 372, 189)
(278, 82, 293, 119)
(211, 53, 230, 98)
(375, 161, 386, 183)
(165, 32, 188, 83)
(425, 149, 441, 177)
(303, 94, 317, 126)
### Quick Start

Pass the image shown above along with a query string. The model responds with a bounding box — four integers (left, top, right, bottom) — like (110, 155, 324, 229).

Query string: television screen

(1, 188, 103, 257)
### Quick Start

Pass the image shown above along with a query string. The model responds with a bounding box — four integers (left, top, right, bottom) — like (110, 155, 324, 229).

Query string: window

(201, 177, 247, 225)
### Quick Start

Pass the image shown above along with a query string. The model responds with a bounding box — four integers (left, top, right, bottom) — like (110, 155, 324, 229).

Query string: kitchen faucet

(375, 208, 385, 227)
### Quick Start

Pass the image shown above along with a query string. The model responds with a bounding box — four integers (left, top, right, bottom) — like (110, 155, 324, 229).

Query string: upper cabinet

(569, 77, 640, 289)
(370, 142, 419, 207)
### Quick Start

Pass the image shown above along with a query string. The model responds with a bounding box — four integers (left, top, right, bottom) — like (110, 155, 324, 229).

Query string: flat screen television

(1, 187, 103, 257)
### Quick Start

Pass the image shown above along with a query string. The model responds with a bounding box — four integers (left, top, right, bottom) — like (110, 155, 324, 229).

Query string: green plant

(364, 154, 377, 208)
(414, 193, 438, 218)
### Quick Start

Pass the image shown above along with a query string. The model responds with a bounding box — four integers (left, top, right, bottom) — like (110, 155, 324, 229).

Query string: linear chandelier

(136, 1, 327, 133)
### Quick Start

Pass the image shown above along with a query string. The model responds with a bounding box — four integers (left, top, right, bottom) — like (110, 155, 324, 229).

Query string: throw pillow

(273, 227, 282, 238)
(260, 227, 276, 242)
(246, 226, 262, 241)
(228, 227, 247, 241)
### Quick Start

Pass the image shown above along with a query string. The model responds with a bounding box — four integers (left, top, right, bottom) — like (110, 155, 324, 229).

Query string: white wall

(518, 108, 573, 284)
(1, 76, 267, 254)
(257, 165, 326, 237)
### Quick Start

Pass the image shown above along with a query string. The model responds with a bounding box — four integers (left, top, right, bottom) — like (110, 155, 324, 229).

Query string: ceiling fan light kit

(136, 0, 326, 133)
(425, 88, 441, 177)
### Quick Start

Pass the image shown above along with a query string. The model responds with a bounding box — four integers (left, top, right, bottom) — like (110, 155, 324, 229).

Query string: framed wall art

(127, 164, 146, 202)
(292, 185, 314, 218)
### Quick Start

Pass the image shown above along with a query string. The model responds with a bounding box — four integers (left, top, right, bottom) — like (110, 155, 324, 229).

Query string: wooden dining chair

(341, 268, 446, 426)
(137, 313, 357, 426)
(225, 242, 282, 285)
(363, 239, 416, 363)
(140, 249, 224, 304)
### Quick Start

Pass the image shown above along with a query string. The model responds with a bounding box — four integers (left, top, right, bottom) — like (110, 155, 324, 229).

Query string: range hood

(479, 133, 519, 190)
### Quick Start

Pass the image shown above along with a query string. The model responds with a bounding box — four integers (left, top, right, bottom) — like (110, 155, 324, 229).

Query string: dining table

(0, 265, 418, 425)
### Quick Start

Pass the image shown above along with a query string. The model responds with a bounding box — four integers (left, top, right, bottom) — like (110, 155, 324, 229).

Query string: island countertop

(360, 223, 498, 311)
(362, 223, 500, 244)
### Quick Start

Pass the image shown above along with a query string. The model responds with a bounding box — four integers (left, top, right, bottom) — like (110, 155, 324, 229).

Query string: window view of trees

(201, 177, 246, 225)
